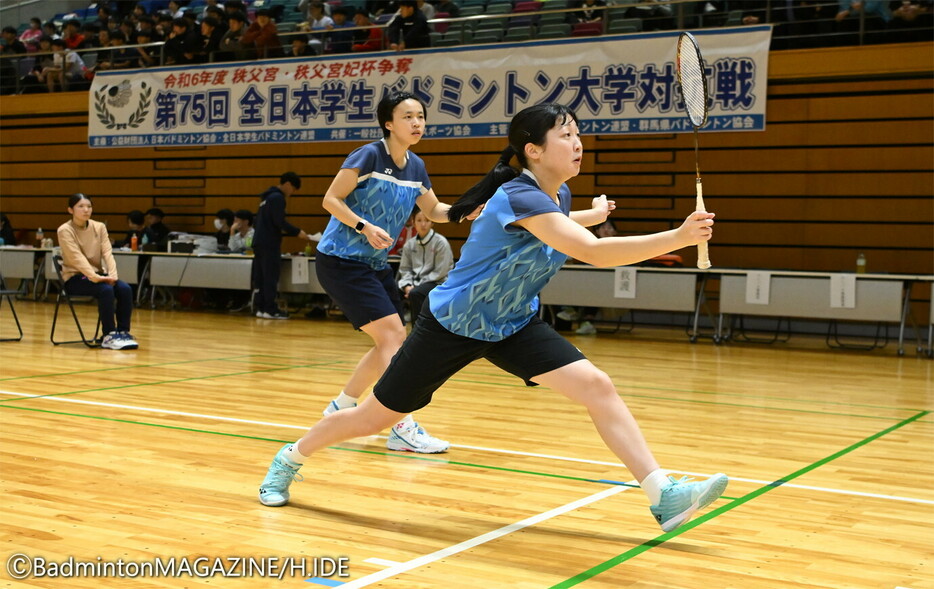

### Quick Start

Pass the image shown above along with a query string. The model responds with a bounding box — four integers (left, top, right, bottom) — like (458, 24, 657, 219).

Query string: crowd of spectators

(0, 0, 931, 94)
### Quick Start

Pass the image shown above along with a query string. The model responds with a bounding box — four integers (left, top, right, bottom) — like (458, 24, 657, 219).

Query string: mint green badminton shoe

(649, 473, 728, 532)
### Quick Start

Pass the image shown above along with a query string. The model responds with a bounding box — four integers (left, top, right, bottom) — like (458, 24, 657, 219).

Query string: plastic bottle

(856, 252, 866, 274)
(36, 228, 44, 248)
(131, 234, 139, 251)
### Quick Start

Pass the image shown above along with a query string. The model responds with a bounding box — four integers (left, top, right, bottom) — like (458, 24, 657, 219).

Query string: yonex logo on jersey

(384, 168, 393, 174)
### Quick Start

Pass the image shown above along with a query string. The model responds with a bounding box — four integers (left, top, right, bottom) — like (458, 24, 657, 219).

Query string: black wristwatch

(354, 220, 368, 233)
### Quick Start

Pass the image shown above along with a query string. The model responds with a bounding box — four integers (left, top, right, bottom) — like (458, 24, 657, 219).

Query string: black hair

(279, 171, 301, 190)
(51, 38, 66, 47)
(68, 193, 91, 208)
(228, 11, 247, 22)
(377, 91, 426, 139)
(145, 207, 165, 219)
(256, 8, 271, 17)
(127, 210, 145, 225)
(447, 103, 579, 222)
(172, 17, 188, 29)
(202, 16, 219, 28)
(234, 209, 254, 224)
(215, 208, 235, 225)
(30, 17, 42, 26)
(2, 26, 17, 35)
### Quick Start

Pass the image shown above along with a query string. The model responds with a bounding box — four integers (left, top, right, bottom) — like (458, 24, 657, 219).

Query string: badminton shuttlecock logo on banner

(93, 80, 153, 131)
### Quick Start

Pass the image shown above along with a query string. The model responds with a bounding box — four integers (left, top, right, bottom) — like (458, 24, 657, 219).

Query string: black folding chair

(0, 271, 24, 342)
(50, 254, 102, 347)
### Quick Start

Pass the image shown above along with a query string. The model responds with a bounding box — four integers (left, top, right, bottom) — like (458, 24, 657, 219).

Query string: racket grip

(695, 179, 711, 269)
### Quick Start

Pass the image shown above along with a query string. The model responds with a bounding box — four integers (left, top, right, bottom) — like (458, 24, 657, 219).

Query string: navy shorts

(315, 252, 403, 330)
(373, 308, 587, 414)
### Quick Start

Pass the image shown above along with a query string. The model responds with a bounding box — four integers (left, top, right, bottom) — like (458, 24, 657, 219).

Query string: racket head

(676, 32, 709, 128)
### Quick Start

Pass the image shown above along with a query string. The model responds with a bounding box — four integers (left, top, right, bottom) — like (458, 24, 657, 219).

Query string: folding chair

(0, 272, 23, 342)
(50, 254, 102, 347)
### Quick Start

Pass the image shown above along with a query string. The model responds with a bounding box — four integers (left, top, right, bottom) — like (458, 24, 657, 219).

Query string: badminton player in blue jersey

(311, 91, 482, 454)
(260, 103, 728, 533)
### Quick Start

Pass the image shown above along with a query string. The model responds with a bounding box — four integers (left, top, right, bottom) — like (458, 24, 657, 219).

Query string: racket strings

(677, 42, 708, 127)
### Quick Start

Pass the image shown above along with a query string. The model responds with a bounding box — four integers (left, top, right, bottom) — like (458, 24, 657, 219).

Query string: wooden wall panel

(0, 42, 931, 281)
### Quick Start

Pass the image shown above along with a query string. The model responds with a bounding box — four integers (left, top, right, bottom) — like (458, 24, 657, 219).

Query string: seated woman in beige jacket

(57, 193, 138, 350)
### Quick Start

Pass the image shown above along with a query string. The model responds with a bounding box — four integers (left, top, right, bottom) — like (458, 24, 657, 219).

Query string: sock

(282, 441, 307, 465)
(334, 391, 357, 409)
(394, 414, 415, 430)
(640, 469, 671, 505)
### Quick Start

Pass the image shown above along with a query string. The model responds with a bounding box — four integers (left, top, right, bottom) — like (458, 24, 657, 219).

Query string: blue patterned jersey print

(429, 171, 571, 342)
(317, 139, 431, 270)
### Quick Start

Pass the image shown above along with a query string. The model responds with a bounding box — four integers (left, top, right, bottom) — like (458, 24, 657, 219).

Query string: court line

(1, 390, 930, 505)
(0, 360, 346, 404)
(334, 485, 631, 589)
(0, 354, 300, 382)
(551, 410, 931, 588)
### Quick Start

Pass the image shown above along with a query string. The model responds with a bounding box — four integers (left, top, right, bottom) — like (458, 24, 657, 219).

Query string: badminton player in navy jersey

(310, 91, 483, 455)
(260, 103, 728, 532)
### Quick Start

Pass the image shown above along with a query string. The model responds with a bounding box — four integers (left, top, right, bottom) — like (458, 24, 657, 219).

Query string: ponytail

(447, 146, 518, 222)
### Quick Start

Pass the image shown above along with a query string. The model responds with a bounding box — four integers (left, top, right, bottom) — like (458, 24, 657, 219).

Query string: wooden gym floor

(0, 300, 931, 588)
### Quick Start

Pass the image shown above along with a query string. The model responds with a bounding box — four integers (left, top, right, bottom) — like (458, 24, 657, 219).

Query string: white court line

(2, 390, 932, 506)
(338, 485, 629, 589)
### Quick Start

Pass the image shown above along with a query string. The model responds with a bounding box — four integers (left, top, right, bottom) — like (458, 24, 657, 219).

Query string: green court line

(0, 360, 346, 404)
(550, 409, 930, 588)
(0, 403, 641, 489)
(0, 354, 325, 382)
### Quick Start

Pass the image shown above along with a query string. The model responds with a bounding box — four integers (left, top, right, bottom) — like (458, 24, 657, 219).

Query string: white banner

(88, 26, 771, 148)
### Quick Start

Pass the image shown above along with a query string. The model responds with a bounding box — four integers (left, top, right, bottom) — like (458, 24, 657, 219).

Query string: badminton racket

(676, 31, 711, 270)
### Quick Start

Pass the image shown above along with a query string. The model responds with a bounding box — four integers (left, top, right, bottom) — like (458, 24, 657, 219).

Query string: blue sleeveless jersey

(317, 139, 431, 270)
(429, 171, 571, 341)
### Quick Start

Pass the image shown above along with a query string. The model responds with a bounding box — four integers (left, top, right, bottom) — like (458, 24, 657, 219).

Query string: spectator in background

(835, 0, 893, 22)
(200, 0, 226, 21)
(113, 210, 145, 248)
(61, 19, 87, 50)
(20, 35, 55, 93)
(351, 9, 383, 52)
(198, 15, 225, 62)
(99, 30, 133, 70)
(19, 18, 43, 52)
(224, 0, 246, 20)
(155, 13, 174, 39)
(57, 193, 139, 350)
(217, 11, 250, 61)
(417, 0, 436, 20)
(44, 38, 87, 92)
(241, 9, 283, 58)
(167, 0, 187, 19)
(42, 21, 60, 40)
(327, 8, 355, 53)
(575, 0, 607, 22)
(435, 0, 460, 18)
(228, 209, 254, 253)
(252, 172, 315, 319)
(143, 208, 171, 250)
(214, 208, 235, 249)
(133, 29, 157, 67)
(304, 1, 334, 54)
(164, 17, 200, 65)
(94, 27, 113, 66)
(0, 213, 16, 246)
(397, 210, 453, 327)
(290, 34, 315, 57)
(387, 0, 431, 50)
(137, 15, 161, 41)
(0, 27, 27, 95)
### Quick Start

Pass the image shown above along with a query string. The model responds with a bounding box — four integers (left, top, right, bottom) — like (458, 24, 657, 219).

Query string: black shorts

(315, 252, 404, 329)
(373, 308, 586, 414)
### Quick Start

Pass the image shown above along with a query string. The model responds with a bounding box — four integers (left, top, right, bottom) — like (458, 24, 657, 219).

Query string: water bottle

(36, 228, 44, 248)
(856, 252, 866, 274)
(131, 234, 138, 251)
